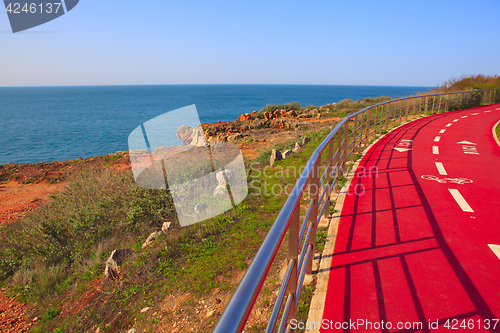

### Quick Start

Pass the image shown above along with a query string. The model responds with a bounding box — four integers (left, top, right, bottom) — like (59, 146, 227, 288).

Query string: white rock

(104, 249, 134, 279)
(270, 149, 283, 166)
(162, 222, 172, 234)
(194, 202, 207, 213)
(282, 149, 293, 159)
(213, 184, 227, 197)
(293, 142, 303, 153)
(142, 231, 163, 249)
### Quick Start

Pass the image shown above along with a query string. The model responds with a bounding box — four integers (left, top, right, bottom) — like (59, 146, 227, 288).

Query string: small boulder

(303, 136, 310, 145)
(270, 149, 283, 166)
(213, 184, 227, 197)
(142, 231, 163, 249)
(282, 149, 293, 159)
(162, 222, 171, 234)
(104, 249, 134, 279)
(215, 169, 234, 185)
(292, 142, 303, 153)
(195, 202, 207, 213)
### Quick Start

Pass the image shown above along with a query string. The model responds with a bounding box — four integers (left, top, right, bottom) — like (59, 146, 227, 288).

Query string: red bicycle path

(321, 104, 500, 332)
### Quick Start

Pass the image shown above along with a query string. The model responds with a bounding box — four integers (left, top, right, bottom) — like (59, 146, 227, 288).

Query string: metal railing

(213, 88, 500, 333)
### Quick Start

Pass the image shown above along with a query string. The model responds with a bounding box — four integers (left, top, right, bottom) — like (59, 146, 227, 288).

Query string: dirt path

(0, 290, 31, 333)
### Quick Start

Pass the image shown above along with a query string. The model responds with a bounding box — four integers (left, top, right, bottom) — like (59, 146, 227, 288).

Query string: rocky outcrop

(203, 108, 303, 143)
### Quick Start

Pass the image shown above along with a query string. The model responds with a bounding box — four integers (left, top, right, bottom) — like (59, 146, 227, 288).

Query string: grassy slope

(0, 125, 334, 332)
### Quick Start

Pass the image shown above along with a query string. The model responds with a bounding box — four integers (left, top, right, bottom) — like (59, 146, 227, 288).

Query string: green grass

(496, 122, 500, 142)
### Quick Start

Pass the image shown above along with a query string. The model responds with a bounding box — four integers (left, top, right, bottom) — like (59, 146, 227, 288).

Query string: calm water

(0, 85, 431, 164)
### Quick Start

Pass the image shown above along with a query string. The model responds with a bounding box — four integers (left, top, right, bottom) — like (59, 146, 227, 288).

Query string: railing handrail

(213, 88, 500, 333)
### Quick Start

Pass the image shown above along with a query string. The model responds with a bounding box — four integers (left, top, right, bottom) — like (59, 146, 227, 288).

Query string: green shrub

(260, 102, 302, 112)
(0, 169, 176, 299)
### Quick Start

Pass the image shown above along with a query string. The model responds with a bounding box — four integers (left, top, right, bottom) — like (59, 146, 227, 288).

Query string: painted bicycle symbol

(421, 175, 473, 184)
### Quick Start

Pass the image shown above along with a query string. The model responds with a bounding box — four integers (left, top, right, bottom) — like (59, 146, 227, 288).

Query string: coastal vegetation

(0, 75, 498, 332)
(254, 96, 393, 120)
(0, 126, 334, 332)
(436, 74, 500, 92)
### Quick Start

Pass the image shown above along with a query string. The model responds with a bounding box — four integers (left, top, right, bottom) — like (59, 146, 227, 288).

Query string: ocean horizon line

(0, 83, 434, 89)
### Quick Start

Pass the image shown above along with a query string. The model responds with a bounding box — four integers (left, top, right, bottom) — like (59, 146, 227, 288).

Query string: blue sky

(1, 0, 499, 87)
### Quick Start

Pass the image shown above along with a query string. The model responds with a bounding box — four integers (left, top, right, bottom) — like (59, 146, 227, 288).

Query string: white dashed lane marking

(453, 119, 459, 122)
(488, 244, 500, 260)
(439, 129, 446, 134)
(435, 162, 447, 175)
(472, 113, 480, 115)
(485, 110, 491, 113)
(433, 146, 439, 155)
(461, 115, 468, 118)
(446, 123, 453, 127)
(434, 136, 441, 142)
(448, 189, 474, 212)
(496, 108, 500, 110)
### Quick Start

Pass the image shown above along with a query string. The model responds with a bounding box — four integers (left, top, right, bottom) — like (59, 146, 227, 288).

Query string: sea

(0, 84, 432, 165)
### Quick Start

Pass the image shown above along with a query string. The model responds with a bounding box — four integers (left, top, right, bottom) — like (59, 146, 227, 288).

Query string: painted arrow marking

(458, 141, 479, 155)
(394, 139, 412, 152)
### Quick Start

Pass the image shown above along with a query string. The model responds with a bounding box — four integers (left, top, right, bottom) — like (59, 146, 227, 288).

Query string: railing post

(323, 140, 334, 220)
(334, 130, 342, 190)
(396, 100, 401, 123)
(404, 99, 410, 122)
(377, 105, 381, 134)
(342, 122, 348, 174)
(385, 103, 390, 132)
(437, 96, 443, 114)
(351, 114, 358, 162)
(307, 158, 320, 274)
(365, 108, 371, 148)
(286, 207, 299, 324)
